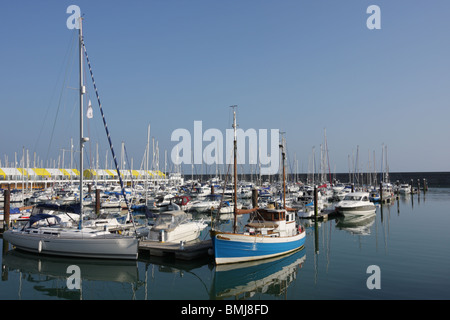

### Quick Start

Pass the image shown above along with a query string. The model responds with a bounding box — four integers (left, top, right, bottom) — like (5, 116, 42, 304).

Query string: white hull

(3, 228, 138, 260)
(335, 192, 376, 216)
(335, 207, 376, 216)
(148, 222, 207, 243)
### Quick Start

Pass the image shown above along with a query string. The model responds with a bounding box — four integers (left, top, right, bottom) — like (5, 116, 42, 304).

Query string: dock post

(95, 188, 101, 214)
(252, 188, 258, 208)
(379, 182, 383, 203)
(314, 185, 318, 219)
(423, 178, 428, 192)
(417, 179, 421, 195)
(3, 186, 11, 230)
(396, 180, 399, 199)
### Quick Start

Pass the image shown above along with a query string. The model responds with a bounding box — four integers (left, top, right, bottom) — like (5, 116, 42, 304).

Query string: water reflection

(211, 248, 306, 299)
(335, 213, 376, 235)
(2, 249, 139, 299)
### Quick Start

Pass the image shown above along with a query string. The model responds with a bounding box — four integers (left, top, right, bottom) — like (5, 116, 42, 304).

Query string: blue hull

(213, 232, 306, 264)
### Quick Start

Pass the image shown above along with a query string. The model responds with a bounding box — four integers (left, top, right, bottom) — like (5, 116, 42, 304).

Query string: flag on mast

(87, 99, 93, 119)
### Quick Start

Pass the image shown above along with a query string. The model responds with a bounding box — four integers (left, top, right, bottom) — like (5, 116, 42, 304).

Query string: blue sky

(1, 0, 449, 175)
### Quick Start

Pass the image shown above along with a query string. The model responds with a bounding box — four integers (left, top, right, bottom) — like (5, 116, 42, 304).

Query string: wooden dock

(300, 208, 340, 221)
(138, 239, 212, 260)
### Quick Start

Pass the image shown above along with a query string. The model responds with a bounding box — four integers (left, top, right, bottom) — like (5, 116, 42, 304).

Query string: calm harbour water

(1, 188, 449, 300)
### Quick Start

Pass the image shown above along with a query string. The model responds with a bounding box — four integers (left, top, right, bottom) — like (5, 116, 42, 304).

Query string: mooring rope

(81, 39, 136, 233)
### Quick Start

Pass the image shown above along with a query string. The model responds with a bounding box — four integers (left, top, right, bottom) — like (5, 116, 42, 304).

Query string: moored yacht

(147, 210, 207, 243)
(335, 192, 376, 216)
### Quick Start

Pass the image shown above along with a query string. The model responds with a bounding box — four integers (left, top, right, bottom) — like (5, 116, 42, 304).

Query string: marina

(1, 174, 450, 300)
(1, 1, 450, 305)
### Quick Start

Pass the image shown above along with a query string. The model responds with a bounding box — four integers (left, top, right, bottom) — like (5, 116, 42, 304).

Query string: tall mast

(232, 105, 238, 233)
(145, 124, 150, 206)
(280, 133, 286, 209)
(79, 16, 86, 228)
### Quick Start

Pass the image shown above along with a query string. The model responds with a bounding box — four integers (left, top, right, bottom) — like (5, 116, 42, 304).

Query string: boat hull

(212, 232, 305, 265)
(335, 205, 376, 216)
(3, 230, 138, 260)
(149, 222, 206, 243)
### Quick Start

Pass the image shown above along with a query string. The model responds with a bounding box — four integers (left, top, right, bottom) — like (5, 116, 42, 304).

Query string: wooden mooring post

(3, 185, 11, 231)
(423, 178, 428, 192)
(95, 188, 101, 214)
(252, 188, 258, 208)
(314, 185, 318, 219)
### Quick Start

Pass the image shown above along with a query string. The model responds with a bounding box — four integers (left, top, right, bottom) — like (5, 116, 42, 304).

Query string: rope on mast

(81, 39, 136, 232)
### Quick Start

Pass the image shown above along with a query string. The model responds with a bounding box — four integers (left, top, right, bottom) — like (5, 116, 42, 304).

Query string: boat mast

(79, 16, 87, 228)
(281, 135, 286, 209)
(232, 105, 238, 233)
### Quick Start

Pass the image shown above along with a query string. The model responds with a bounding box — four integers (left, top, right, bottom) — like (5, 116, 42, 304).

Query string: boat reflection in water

(335, 212, 376, 236)
(2, 250, 139, 299)
(212, 248, 306, 299)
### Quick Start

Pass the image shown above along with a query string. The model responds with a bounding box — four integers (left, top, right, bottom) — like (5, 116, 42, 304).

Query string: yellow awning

(131, 170, 140, 177)
(155, 170, 166, 177)
(0, 168, 5, 177)
(17, 168, 28, 176)
(105, 169, 117, 176)
(60, 169, 71, 176)
(83, 169, 97, 178)
(34, 168, 51, 177)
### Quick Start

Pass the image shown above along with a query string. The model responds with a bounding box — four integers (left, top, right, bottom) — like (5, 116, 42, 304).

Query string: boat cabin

(246, 208, 297, 237)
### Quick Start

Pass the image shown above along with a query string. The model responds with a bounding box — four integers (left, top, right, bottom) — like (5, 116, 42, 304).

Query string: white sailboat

(3, 16, 138, 260)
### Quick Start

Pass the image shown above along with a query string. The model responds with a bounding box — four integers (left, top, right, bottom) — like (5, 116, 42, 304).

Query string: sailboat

(3, 16, 138, 260)
(211, 108, 306, 265)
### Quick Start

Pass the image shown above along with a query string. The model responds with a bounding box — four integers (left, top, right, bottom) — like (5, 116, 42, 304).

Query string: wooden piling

(314, 185, 318, 219)
(379, 182, 383, 203)
(396, 180, 399, 199)
(252, 188, 258, 208)
(95, 188, 101, 214)
(3, 186, 11, 230)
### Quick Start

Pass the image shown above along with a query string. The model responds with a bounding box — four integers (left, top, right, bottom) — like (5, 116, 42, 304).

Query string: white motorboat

(399, 184, 411, 194)
(190, 194, 222, 213)
(100, 195, 123, 208)
(147, 210, 207, 243)
(335, 192, 376, 216)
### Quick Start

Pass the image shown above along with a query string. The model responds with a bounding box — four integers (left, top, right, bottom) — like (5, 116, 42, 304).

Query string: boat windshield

(154, 212, 189, 228)
(343, 195, 362, 201)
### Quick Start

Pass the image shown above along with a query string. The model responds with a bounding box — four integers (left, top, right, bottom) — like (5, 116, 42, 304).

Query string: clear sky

(1, 0, 449, 175)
